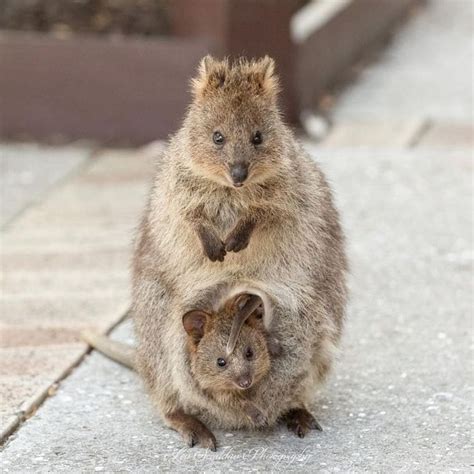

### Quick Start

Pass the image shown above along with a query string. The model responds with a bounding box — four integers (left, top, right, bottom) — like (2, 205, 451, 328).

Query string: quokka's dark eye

(251, 131, 263, 145)
(245, 347, 254, 360)
(213, 131, 225, 145)
(217, 357, 227, 367)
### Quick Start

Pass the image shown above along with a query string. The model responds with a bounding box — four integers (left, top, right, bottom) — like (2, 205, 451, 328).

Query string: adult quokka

(133, 56, 348, 448)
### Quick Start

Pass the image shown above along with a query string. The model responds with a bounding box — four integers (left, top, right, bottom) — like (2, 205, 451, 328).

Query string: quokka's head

(185, 56, 288, 188)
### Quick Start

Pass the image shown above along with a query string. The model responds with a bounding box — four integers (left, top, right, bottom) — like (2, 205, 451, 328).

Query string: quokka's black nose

(230, 165, 248, 186)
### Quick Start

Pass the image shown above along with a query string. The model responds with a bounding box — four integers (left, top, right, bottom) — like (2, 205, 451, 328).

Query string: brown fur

(132, 56, 348, 438)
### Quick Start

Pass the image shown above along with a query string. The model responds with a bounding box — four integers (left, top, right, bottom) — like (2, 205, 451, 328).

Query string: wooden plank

(321, 119, 426, 148)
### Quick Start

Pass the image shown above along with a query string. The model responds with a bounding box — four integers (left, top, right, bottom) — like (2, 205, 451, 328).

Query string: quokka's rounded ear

(258, 55, 275, 80)
(226, 293, 264, 355)
(250, 56, 280, 99)
(191, 55, 228, 99)
(232, 293, 264, 318)
(182, 310, 211, 344)
(245, 303, 265, 327)
(198, 55, 216, 76)
(235, 292, 265, 329)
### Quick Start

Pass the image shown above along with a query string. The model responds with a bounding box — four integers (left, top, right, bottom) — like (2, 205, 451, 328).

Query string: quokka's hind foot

(284, 408, 322, 438)
(165, 410, 217, 451)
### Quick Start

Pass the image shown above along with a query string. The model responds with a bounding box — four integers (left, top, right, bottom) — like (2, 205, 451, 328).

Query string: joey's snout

(235, 374, 253, 389)
(230, 164, 248, 187)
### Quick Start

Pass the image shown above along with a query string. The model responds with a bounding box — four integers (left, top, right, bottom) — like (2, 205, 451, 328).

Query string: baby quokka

(173, 290, 319, 451)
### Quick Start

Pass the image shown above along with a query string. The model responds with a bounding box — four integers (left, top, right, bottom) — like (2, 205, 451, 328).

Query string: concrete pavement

(1, 143, 91, 228)
(1, 144, 472, 471)
(0, 147, 155, 442)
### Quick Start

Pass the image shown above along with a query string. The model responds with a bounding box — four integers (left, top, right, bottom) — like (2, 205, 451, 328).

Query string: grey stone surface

(1, 147, 472, 472)
(0, 148, 153, 443)
(0, 143, 92, 227)
(332, 0, 474, 123)
(0, 145, 152, 443)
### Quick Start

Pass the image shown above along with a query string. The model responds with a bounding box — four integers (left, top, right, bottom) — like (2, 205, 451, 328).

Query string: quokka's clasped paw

(243, 402, 268, 428)
(225, 218, 256, 254)
(204, 237, 226, 262)
(224, 231, 251, 253)
(198, 226, 227, 262)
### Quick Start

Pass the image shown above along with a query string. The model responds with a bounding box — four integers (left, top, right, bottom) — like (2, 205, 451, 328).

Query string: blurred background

(0, 0, 472, 471)
(1, 0, 423, 144)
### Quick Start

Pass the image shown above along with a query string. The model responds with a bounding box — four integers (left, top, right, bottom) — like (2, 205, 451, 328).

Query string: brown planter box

(0, 32, 213, 144)
(0, 0, 418, 144)
(296, 0, 418, 110)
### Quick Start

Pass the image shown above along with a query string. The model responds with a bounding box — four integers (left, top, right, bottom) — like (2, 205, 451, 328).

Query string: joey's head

(185, 56, 288, 188)
(182, 293, 271, 393)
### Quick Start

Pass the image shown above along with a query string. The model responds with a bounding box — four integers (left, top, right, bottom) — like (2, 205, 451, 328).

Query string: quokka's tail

(81, 331, 136, 370)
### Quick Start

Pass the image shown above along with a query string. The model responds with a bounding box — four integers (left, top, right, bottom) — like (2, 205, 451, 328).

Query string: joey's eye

(217, 357, 227, 367)
(245, 347, 254, 360)
(213, 131, 225, 145)
(251, 131, 263, 146)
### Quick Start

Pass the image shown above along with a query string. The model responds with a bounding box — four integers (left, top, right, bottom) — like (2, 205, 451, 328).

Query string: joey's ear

(234, 293, 264, 328)
(226, 293, 263, 355)
(191, 55, 228, 99)
(232, 293, 263, 319)
(182, 310, 211, 344)
(245, 303, 265, 328)
(229, 288, 272, 331)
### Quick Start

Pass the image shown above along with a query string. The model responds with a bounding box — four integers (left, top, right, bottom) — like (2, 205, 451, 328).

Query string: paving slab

(0, 296, 130, 329)
(1, 147, 471, 472)
(0, 148, 155, 442)
(0, 270, 128, 296)
(0, 143, 91, 227)
(0, 344, 85, 432)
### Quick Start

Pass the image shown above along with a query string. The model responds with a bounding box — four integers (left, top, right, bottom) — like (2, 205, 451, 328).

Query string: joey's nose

(237, 375, 252, 389)
(230, 165, 248, 187)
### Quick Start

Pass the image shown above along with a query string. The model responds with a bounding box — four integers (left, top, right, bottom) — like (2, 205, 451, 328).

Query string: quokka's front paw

(244, 404, 268, 427)
(202, 236, 226, 262)
(224, 232, 250, 253)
